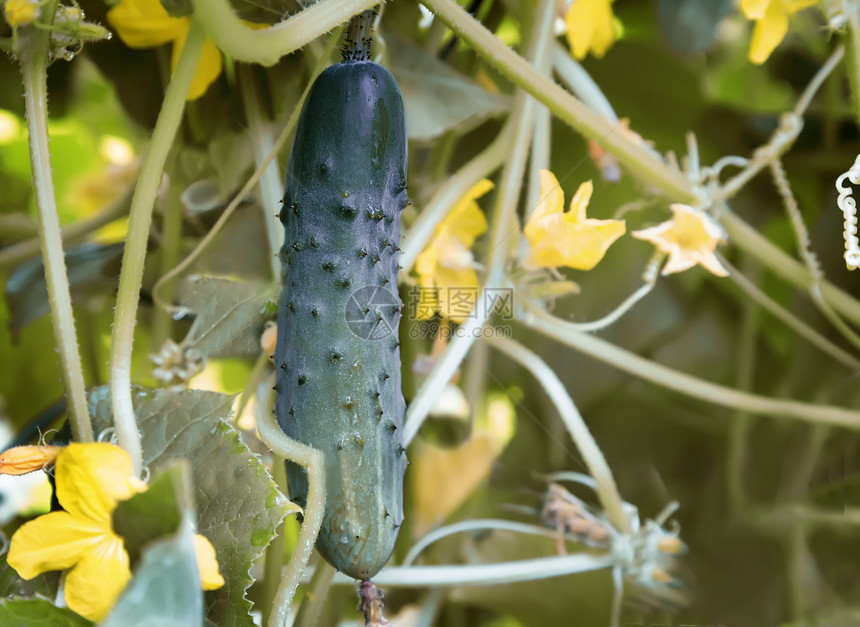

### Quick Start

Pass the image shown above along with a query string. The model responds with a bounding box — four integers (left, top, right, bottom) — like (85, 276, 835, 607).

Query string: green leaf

(4, 242, 123, 335)
(388, 37, 510, 143)
(0, 544, 59, 599)
(0, 598, 93, 626)
(103, 525, 203, 627)
(89, 387, 291, 627)
(104, 462, 202, 627)
(177, 276, 277, 359)
(112, 463, 186, 564)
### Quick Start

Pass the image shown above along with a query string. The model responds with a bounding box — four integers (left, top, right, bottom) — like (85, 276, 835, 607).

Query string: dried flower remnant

(0, 445, 62, 475)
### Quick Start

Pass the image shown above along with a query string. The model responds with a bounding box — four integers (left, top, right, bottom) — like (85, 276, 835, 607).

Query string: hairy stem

(256, 380, 326, 627)
(190, 0, 380, 66)
(19, 1, 93, 443)
(109, 21, 205, 476)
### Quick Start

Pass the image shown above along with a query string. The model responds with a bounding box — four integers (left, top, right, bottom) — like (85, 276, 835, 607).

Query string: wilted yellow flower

(0, 445, 62, 476)
(107, 0, 222, 100)
(564, 0, 616, 60)
(415, 179, 493, 323)
(741, 0, 817, 64)
(7, 443, 223, 622)
(3, 0, 39, 26)
(524, 169, 625, 270)
(631, 203, 728, 276)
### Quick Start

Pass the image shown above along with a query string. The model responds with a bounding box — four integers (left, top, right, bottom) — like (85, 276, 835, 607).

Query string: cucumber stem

(343, 9, 375, 62)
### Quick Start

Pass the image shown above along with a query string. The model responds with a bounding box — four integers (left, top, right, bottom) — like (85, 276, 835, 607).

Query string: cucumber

(274, 15, 407, 581)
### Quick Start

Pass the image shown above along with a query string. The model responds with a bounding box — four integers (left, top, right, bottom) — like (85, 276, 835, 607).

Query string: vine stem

(404, 519, 579, 566)
(485, 337, 628, 533)
(850, 2, 860, 124)
(239, 66, 283, 282)
(420, 0, 691, 202)
(109, 21, 205, 476)
(330, 552, 613, 587)
(256, 378, 325, 627)
(189, 0, 381, 66)
(718, 256, 860, 371)
(520, 301, 860, 429)
(403, 0, 556, 445)
(420, 0, 860, 327)
(19, 2, 93, 443)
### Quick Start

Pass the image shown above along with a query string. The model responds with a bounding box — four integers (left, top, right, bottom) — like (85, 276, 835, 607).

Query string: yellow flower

(631, 203, 728, 276)
(107, 0, 222, 101)
(415, 179, 493, 323)
(564, 0, 616, 60)
(741, 0, 818, 64)
(3, 0, 39, 26)
(7, 443, 224, 622)
(524, 169, 625, 270)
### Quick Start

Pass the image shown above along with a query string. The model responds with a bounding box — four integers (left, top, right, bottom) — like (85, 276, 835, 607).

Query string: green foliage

(89, 387, 290, 625)
(0, 598, 94, 626)
(178, 276, 277, 360)
(112, 463, 186, 563)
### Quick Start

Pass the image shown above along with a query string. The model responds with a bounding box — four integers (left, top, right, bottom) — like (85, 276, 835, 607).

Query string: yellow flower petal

(7, 511, 105, 579)
(631, 204, 728, 277)
(564, 0, 616, 60)
(742, 0, 817, 64)
(55, 443, 137, 524)
(445, 179, 492, 247)
(4, 0, 39, 26)
(530, 214, 625, 270)
(172, 29, 223, 101)
(414, 179, 492, 322)
(107, 0, 185, 48)
(193, 534, 225, 590)
(740, 0, 770, 19)
(434, 265, 481, 323)
(64, 534, 131, 622)
(525, 174, 624, 270)
(525, 170, 565, 240)
(568, 180, 594, 224)
(748, 1, 789, 64)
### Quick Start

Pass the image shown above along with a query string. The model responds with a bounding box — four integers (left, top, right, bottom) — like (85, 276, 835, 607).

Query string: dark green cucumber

(274, 26, 407, 581)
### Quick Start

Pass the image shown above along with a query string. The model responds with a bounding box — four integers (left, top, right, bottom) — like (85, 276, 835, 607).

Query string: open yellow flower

(107, 0, 222, 100)
(741, 0, 817, 64)
(415, 179, 493, 323)
(524, 169, 625, 270)
(7, 443, 223, 622)
(631, 203, 728, 276)
(564, 0, 616, 60)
